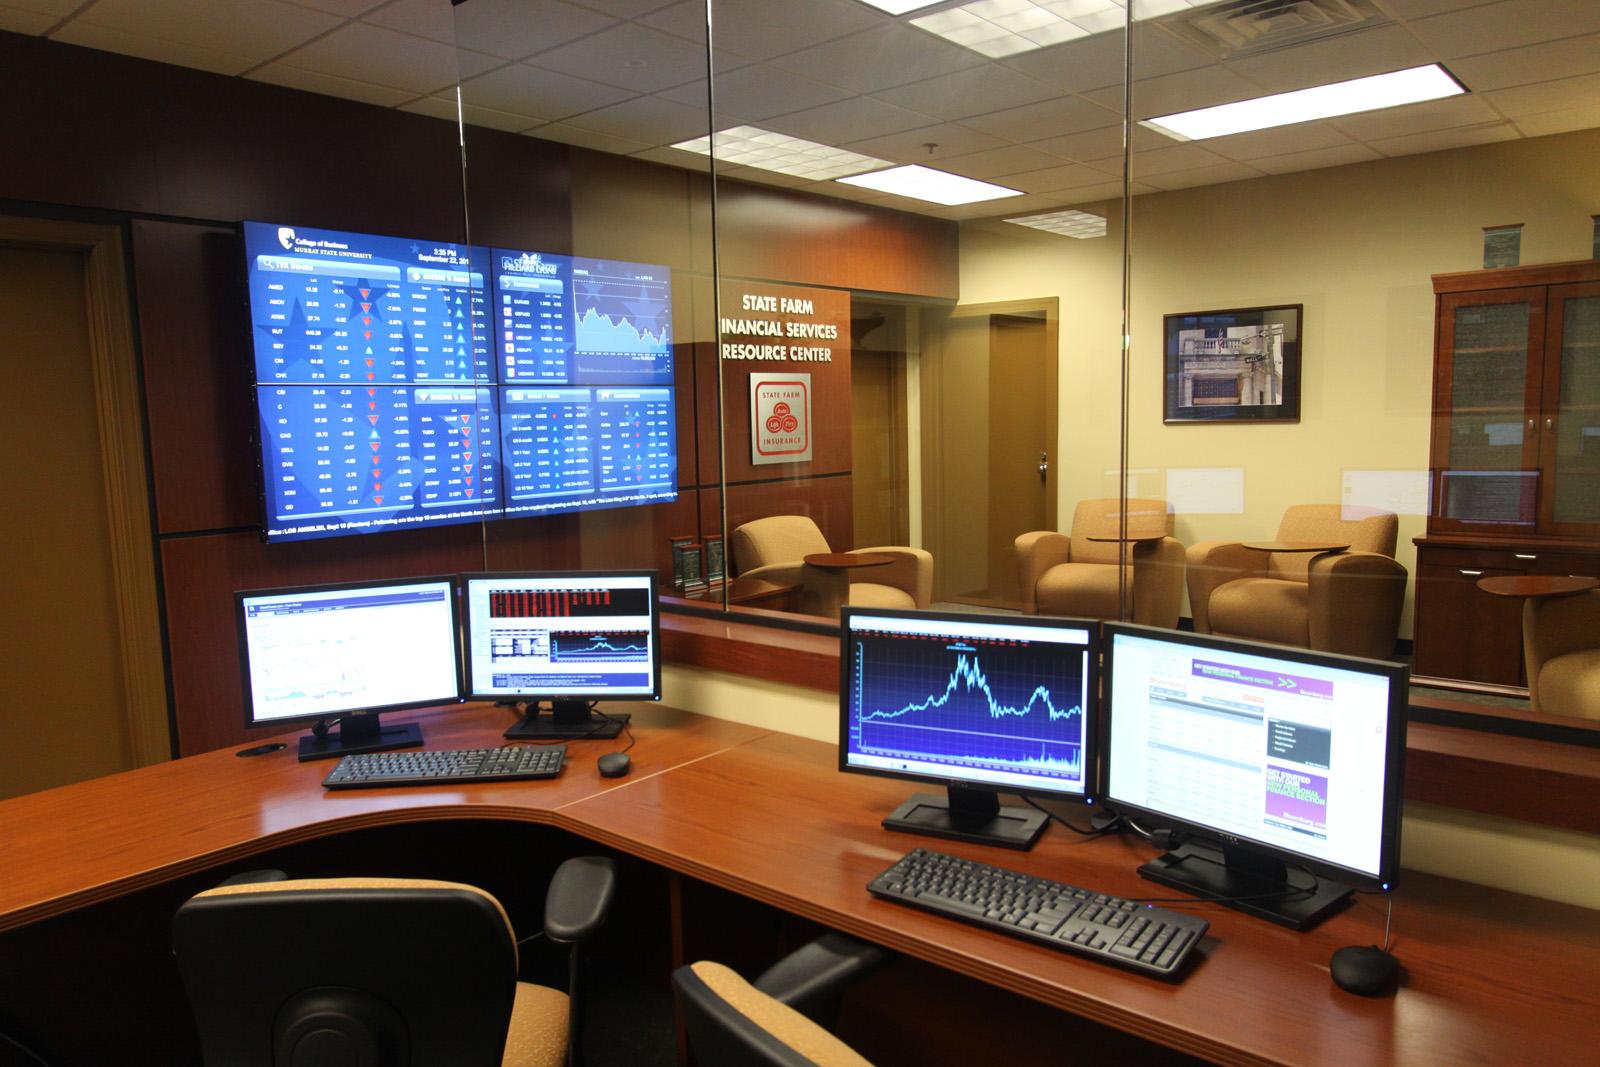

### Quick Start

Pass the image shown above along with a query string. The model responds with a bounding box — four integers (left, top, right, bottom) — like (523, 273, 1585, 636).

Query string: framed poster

(1163, 304, 1302, 423)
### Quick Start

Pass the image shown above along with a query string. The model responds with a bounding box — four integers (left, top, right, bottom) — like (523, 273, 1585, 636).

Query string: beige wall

(957, 127, 1600, 635)
(664, 664, 1600, 910)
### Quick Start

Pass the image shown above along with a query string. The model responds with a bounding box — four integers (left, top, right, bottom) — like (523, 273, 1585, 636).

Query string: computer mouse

(597, 752, 632, 778)
(1330, 945, 1399, 996)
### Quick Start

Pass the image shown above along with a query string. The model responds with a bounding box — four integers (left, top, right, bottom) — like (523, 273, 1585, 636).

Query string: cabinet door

(1430, 288, 1545, 534)
(1539, 281, 1600, 537)
(1414, 561, 1527, 684)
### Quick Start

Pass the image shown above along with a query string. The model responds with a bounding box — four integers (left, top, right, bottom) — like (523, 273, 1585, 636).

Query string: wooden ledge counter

(561, 730, 1600, 1067)
(0, 702, 768, 933)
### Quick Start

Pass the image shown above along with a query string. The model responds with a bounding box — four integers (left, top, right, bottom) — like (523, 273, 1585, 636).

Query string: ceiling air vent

(1162, 0, 1392, 58)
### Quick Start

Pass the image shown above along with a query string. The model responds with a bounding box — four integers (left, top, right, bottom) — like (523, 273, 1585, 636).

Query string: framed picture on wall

(1163, 304, 1302, 423)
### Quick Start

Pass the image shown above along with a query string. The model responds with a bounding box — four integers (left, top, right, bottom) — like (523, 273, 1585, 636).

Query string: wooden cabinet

(1414, 260, 1600, 686)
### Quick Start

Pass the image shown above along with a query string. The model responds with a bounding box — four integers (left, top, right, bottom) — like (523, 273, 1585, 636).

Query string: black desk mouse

(597, 752, 632, 778)
(1330, 945, 1398, 996)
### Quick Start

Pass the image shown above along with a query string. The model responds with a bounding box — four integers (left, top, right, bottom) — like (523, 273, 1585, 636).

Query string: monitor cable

(1020, 796, 1113, 838)
(0, 1026, 51, 1067)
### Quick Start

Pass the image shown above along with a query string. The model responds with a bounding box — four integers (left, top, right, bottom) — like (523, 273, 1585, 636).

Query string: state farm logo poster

(750, 373, 812, 465)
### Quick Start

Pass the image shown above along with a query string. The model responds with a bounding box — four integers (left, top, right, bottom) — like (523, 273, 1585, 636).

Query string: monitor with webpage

(461, 570, 660, 739)
(235, 576, 462, 761)
(838, 607, 1098, 850)
(1101, 623, 1407, 929)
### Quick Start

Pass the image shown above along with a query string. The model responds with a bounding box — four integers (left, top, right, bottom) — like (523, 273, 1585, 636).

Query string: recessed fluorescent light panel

(1143, 64, 1467, 141)
(836, 164, 1023, 206)
(911, 1, 1216, 59)
(858, 0, 942, 13)
(1007, 209, 1107, 238)
(671, 126, 890, 181)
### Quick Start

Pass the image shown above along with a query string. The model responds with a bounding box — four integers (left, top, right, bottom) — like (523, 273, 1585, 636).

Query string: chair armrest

(853, 546, 933, 608)
(753, 932, 895, 1027)
(215, 869, 288, 887)
(1131, 537, 1185, 629)
(1305, 552, 1408, 660)
(1185, 541, 1264, 633)
(738, 561, 805, 587)
(1014, 531, 1072, 614)
(543, 855, 617, 945)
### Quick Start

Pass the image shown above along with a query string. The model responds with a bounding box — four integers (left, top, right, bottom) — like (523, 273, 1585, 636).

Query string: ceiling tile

(1202, 123, 1358, 162)
(248, 63, 417, 106)
(9, 0, 84, 15)
(449, 0, 621, 61)
(1327, 93, 1501, 140)
(399, 95, 459, 121)
(936, 144, 1066, 179)
(526, 121, 651, 155)
(1512, 102, 1600, 138)
(458, 102, 545, 134)
(459, 62, 635, 121)
(568, 0, 682, 17)
(1141, 160, 1264, 190)
(1061, 179, 1156, 204)
(358, 0, 460, 44)
(530, 21, 716, 93)
(1407, 0, 1600, 60)
(997, 162, 1122, 193)
(662, 63, 852, 120)
(872, 64, 1060, 123)
(56, 0, 342, 71)
(1092, 64, 1263, 119)
(1449, 32, 1600, 94)
(1028, 122, 1156, 162)
(773, 22, 985, 95)
(765, 95, 936, 144)
(642, 0, 882, 61)
(1483, 72, 1600, 119)
(562, 93, 712, 142)
(287, 0, 386, 16)
(1377, 0, 1494, 16)
(841, 123, 1010, 163)
(945, 193, 1061, 220)
(0, 7, 57, 34)
(276, 21, 501, 92)
(51, 20, 267, 75)
(1119, 143, 1231, 177)
(1002, 25, 1212, 94)
(1368, 120, 1520, 157)
(962, 94, 1123, 143)
(1222, 25, 1434, 94)
(1248, 142, 1383, 175)
(716, 165, 813, 188)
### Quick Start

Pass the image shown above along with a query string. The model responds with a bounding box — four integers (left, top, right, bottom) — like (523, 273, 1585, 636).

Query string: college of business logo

(277, 227, 296, 251)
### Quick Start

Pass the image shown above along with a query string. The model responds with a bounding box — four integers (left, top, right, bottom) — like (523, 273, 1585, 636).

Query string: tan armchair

(730, 515, 932, 613)
(1187, 504, 1406, 661)
(1524, 589, 1600, 719)
(1014, 498, 1184, 627)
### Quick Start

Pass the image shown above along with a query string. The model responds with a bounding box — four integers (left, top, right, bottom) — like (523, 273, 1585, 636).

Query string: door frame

(1, 216, 170, 766)
(920, 296, 1059, 605)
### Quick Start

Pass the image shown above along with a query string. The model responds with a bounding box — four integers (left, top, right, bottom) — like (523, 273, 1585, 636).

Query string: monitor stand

(503, 699, 629, 740)
(882, 785, 1047, 850)
(296, 714, 422, 762)
(1137, 840, 1353, 930)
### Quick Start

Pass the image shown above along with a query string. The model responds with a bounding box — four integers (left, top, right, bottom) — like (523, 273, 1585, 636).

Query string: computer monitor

(838, 607, 1098, 850)
(235, 576, 462, 761)
(461, 570, 660, 739)
(1101, 623, 1407, 930)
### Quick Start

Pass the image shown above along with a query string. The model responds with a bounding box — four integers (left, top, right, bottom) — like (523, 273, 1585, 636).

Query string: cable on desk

(1020, 795, 1107, 837)
(0, 1026, 51, 1067)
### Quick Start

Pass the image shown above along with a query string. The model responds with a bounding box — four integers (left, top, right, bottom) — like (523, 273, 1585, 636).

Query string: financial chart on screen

(843, 613, 1094, 797)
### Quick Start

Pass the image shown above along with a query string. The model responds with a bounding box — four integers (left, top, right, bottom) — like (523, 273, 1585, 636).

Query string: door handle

(1038, 451, 1049, 483)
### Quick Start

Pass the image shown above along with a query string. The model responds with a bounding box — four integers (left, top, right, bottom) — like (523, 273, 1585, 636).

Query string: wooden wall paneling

(461, 128, 572, 254)
(131, 220, 259, 534)
(719, 476, 855, 574)
(570, 149, 708, 274)
(160, 528, 488, 755)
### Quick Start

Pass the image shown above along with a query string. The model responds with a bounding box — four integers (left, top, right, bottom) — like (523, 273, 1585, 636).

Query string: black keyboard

(322, 745, 566, 789)
(868, 848, 1208, 978)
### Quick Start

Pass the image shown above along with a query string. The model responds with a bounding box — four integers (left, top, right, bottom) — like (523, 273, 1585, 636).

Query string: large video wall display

(245, 222, 678, 543)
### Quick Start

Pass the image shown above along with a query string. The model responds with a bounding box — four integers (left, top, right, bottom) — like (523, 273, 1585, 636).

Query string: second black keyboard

(323, 745, 566, 789)
(868, 847, 1208, 978)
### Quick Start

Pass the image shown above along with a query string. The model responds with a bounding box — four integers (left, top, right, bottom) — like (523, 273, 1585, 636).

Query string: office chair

(673, 932, 893, 1067)
(172, 857, 616, 1067)
(1524, 588, 1600, 718)
(1014, 498, 1184, 626)
(731, 515, 932, 611)
(1186, 504, 1407, 660)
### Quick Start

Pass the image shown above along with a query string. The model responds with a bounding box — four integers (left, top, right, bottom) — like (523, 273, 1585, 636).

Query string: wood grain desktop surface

(1, 706, 1595, 1066)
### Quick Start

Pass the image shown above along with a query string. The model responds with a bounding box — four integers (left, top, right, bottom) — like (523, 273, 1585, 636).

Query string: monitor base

(296, 722, 422, 763)
(504, 710, 629, 741)
(1137, 841, 1353, 930)
(883, 791, 1047, 850)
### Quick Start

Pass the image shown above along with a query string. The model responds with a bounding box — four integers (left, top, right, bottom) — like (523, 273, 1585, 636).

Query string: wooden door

(985, 314, 1055, 605)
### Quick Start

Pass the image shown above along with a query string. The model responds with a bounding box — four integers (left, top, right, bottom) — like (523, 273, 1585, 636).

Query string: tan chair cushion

(1269, 505, 1397, 581)
(502, 981, 569, 1067)
(1536, 649, 1600, 721)
(1208, 577, 1309, 647)
(688, 961, 873, 1067)
(846, 583, 918, 610)
(1068, 497, 1173, 566)
(1036, 562, 1124, 619)
(732, 515, 831, 572)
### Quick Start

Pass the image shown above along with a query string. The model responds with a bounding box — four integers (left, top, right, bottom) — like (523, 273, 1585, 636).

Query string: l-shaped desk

(0, 702, 1595, 1065)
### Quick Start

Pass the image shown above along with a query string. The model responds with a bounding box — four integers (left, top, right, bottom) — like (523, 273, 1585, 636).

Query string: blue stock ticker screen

(245, 222, 677, 543)
(843, 612, 1095, 798)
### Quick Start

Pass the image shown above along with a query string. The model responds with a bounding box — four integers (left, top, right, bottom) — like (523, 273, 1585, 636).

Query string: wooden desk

(2, 705, 1596, 1065)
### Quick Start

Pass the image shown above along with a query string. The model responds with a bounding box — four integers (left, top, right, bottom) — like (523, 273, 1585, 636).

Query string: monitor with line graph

(838, 607, 1099, 850)
(462, 570, 659, 740)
